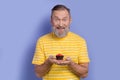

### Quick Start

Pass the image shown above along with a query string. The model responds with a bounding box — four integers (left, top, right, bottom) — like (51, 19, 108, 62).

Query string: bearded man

(32, 4, 90, 80)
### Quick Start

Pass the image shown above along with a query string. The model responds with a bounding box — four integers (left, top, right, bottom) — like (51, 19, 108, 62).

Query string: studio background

(0, 0, 120, 80)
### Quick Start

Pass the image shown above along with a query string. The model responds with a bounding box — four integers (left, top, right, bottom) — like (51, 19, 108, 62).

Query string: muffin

(56, 53, 64, 60)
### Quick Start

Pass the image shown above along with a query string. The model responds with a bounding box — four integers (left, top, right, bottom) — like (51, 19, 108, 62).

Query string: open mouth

(55, 27, 65, 34)
(56, 27, 65, 29)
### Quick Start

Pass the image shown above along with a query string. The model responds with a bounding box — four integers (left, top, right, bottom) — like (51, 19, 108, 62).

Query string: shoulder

(69, 31, 85, 41)
(37, 32, 52, 42)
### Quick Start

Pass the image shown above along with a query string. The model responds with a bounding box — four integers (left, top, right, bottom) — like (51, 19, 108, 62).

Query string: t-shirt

(32, 31, 90, 80)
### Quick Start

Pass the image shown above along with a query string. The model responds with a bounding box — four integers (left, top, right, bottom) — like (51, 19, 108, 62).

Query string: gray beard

(52, 27, 70, 38)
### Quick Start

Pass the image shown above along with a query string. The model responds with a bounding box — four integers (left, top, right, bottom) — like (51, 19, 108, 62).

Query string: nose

(59, 20, 63, 26)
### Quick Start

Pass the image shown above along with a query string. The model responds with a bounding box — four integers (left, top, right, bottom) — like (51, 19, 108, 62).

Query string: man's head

(51, 4, 72, 38)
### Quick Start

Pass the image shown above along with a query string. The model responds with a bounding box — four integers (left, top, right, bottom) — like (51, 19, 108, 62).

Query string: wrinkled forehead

(51, 10, 71, 18)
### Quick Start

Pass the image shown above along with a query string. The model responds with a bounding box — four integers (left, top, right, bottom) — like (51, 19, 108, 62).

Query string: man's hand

(47, 55, 89, 78)
(48, 55, 72, 65)
(55, 57, 72, 65)
(47, 55, 56, 64)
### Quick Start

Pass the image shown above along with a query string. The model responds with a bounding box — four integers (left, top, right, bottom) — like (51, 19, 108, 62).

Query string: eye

(62, 18, 67, 21)
(53, 18, 59, 22)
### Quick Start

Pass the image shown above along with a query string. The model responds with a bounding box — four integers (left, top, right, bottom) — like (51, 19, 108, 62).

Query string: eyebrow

(53, 16, 68, 19)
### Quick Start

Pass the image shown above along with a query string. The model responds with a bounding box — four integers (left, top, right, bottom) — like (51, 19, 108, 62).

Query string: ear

(70, 17, 72, 24)
(50, 17, 53, 25)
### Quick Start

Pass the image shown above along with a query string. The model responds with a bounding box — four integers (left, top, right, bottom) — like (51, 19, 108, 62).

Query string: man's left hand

(55, 57, 72, 65)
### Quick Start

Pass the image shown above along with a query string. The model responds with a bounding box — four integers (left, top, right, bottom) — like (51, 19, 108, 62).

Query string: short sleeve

(32, 38, 45, 65)
(78, 39, 90, 63)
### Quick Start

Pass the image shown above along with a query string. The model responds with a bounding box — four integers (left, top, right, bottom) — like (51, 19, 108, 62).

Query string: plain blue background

(0, 0, 120, 80)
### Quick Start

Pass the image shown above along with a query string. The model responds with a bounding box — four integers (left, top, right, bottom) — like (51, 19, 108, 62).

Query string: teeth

(57, 27, 65, 29)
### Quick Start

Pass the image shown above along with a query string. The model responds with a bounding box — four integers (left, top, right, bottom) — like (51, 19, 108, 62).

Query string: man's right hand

(48, 55, 72, 65)
(48, 55, 57, 64)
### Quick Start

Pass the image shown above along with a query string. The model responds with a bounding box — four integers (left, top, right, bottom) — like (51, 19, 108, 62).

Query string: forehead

(52, 10, 70, 18)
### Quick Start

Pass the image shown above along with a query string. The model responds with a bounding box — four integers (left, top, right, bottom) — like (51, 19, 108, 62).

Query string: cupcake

(56, 53, 64, 60)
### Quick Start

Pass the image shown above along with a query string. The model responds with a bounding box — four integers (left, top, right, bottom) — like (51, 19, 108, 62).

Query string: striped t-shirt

(32, 32, 90, 80)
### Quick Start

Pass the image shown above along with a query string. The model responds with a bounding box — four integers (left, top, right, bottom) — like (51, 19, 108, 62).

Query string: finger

(66, 57, 71, 61)
(49, 55, 54, 58)
(49, 55, 56, 59)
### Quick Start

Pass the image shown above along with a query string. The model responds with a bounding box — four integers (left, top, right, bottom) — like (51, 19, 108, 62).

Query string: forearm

(68, 61, 88, 77)
(35, 59, 53, 77)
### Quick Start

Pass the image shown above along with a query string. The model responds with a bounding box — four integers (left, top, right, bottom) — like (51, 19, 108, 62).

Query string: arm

(34, 59, 53, 78)
(68, 61, 89, 78)
(54, 57, 89, 78)
(34, 55, 57, 78)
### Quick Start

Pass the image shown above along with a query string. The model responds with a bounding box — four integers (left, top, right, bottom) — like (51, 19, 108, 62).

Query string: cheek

(64, 22, 70, 26)
(51, 20, 56, 25)
(52, 22, 59, 27)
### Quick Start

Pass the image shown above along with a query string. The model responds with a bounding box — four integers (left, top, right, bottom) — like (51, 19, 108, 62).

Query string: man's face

(51, 10, 71, 38)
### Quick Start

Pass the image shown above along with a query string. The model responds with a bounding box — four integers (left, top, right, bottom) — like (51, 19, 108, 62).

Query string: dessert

(56, 53, 64, 60)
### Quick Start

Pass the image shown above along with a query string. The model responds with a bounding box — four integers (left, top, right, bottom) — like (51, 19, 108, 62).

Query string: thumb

(66, 57, 71, 61)
(49, 55, 55, 59)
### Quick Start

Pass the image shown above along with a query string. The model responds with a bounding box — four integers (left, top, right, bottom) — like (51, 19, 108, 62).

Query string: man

(32, 4, 90, 80)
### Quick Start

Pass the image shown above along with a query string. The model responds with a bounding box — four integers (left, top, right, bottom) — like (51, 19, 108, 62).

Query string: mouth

(56, 27, 65, 29)
(53, 26, 69, 38)
(55, 27, 65, 34)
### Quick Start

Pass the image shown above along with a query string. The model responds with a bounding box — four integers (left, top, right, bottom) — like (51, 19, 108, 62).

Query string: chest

(43, 40, 81, 62)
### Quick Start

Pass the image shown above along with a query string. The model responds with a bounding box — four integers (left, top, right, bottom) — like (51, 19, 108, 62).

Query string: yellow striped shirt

(32, 32, 90, 80)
